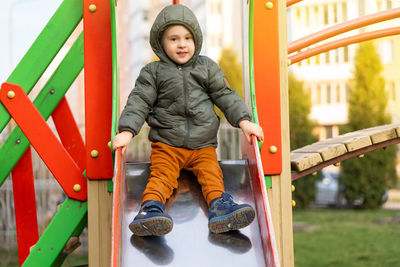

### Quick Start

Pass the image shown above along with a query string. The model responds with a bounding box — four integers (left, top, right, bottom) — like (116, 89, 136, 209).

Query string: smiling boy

(113, 4, 264, 236)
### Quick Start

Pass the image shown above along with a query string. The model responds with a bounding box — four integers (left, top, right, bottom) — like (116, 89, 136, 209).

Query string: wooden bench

(291, 124, 400, 180)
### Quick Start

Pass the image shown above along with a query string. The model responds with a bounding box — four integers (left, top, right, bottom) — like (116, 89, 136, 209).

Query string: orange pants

(142, 142, 225, 206)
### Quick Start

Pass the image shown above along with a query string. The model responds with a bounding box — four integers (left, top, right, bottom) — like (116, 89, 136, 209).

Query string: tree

(340, 41, 397, 209)
(289, 74, 321, 208)
(218, 48, 243, 98)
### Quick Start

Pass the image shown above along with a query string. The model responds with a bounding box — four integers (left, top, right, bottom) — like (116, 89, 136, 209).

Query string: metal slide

(110, 1, 279, 266)
(111, 136, 280, 267)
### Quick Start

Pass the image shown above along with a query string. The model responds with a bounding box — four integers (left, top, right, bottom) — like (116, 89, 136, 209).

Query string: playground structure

(1, 0, 400, 266)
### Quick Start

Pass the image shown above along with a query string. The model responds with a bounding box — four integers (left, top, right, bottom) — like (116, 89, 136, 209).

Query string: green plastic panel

(52, 214, 88, 267)
(0, 0, 83, 133)
(248, 0, 263, 151)
(0, 34, 84, 187)
(110, 0, 119, 142)
(22, 198, 87, 267)
(265, 175, 272, 189)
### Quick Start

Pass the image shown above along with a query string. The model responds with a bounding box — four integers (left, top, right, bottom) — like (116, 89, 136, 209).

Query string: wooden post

(88, 180, 113, 267)
(252, 0, 294, 265)
(272, 0, 294, 265)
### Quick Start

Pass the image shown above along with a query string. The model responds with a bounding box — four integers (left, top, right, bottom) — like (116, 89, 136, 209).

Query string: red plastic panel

(0, 83, 87, 201)
(52, 97, 86, 171)
(242, 135, 280, 267)
(83, 0, 113, 179)
(253, 0, 282, 174)
(12, 147, 39, 266)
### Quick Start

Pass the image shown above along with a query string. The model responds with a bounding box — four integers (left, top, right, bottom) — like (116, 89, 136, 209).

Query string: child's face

(161, 25, 195, 65)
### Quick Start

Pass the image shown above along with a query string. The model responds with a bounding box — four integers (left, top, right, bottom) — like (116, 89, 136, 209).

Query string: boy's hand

(239, 120, 264, 144)
(112, 131, 134, 154)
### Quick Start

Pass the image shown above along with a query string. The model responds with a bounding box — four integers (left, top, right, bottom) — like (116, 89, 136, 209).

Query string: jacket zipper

(180, 66, 191, 147)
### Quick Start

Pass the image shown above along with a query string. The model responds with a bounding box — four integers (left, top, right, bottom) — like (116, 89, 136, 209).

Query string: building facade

(287, 0, 400, 140)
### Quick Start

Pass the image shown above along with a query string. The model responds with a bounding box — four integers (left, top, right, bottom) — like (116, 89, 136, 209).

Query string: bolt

(7, 91, 15, 99)
(15, 139, 21, 144)
(265, 1, 274, 10)
(269, 145, 278, 153)
(291, 185, 295, 192)
(89, 4, 97, 12)
(49, 89, 55, 95)
(73, 184, 81, 192)
(91, 149, 99, 158)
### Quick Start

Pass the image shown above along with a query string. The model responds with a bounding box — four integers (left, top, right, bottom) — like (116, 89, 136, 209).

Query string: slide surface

(118, 161, 266, 267)
(111, 136, 280, 267)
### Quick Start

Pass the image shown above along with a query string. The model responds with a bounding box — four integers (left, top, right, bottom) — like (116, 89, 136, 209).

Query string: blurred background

(1, 0, 400, 266)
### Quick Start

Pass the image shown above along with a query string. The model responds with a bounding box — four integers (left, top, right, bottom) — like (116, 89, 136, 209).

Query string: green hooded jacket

(118, 4, 252, 149)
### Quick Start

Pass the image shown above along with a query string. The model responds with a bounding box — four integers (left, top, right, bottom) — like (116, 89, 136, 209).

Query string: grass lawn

(293, 209, 400, 267)
(0, 248, 87, 267)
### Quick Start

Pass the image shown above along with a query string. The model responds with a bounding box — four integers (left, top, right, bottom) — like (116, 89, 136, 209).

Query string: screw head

(291, 185, 295, 192)
(269, 145, 278, 153)
(108, 141, 112, 149)
(7, 91, 15, 99)
(265, 1, 274, 9)
(292, 200, 296, 207)
(91, 149, 99, 158)
(15, 139, 21, 144)
(89, 4, 97, 12)
(73, 184, 81, 192)
(49, 89, 55, 95)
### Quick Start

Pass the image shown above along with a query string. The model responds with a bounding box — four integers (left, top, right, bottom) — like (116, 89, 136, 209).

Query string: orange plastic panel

(0, 83, 87, 201)
(52, 97, 86, 171)
(253, 0, 282, 174)
(83, 0, 113, 179)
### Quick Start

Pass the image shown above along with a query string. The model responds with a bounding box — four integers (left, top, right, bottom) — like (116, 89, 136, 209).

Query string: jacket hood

(150, 4, 203, 66)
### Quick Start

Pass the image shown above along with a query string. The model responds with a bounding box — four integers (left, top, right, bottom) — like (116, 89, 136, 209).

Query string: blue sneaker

(129, 200, 173, 236)
(208, 193, 255, 233)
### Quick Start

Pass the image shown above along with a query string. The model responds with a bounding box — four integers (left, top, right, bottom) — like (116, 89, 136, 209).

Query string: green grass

(293, 209, 400, 267)
(0, 247, 87, 267)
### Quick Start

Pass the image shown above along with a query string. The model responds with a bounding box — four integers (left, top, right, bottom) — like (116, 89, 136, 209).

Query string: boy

(113, 4, 264, 236)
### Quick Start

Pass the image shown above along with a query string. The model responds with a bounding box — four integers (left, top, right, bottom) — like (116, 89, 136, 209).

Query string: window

(342, 2, 347, 21)
(377, 0, 383, 11)
(379, 40, 394, 64)
(335, 49, 339, 63)
(305, 7, 310, 26)
(316, 54, 320, 65)
(345, 83, 350, 103)
(323, 5, 329, 25)
(314, 6, 319, 25)
(326, 84, 331, 104)
(389, 81, 396, 101)
(336, 85, 341, 103)
(333, 4, 338, 23)
(326, 126, 333, 139)
(387, 0, 392, 9)
(325, 52, 330, 64)
(343, 46, 349, 62)
(296, 8, 301, 20)
(316, 85, 322, 104)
